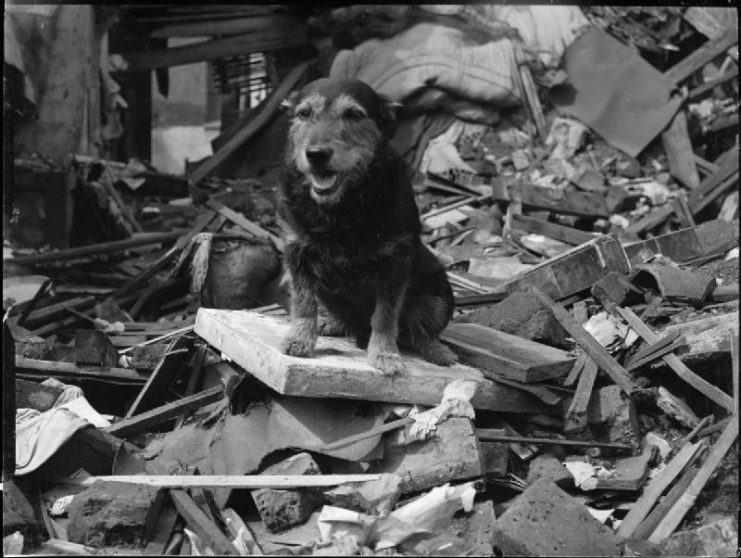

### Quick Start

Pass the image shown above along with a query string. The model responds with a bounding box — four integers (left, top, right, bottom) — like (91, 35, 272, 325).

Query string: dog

(276, 77, 458, 375)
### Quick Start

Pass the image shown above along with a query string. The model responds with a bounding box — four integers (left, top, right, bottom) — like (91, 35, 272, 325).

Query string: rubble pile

(3, 4, 738, 557)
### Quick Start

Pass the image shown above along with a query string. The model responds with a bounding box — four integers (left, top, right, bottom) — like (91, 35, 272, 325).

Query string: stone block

(252, 452, 321, 533)
(526, 455, 572, 489)
(323, 473, 401, 516)
(373, 417, 483, 495)
(492, 478, 621, 556)
(66, 481, 162, 548)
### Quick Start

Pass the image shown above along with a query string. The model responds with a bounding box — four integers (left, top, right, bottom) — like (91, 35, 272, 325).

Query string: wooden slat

(60, 473, 384, 489)
(665, 27, 738, 84)
(529, 288, 637, 394)
(511, 214, 598, 246)
(204, 199, 282, 250)
(615, 306, 735, 412)
(661, 111, 700, 190)
(15, 356, 145, 383)
(564, 356, 598, 432)
(124, 26, 309, 71)
(648, 417, 738, 542)
(189, 60, 314, 186)
(105, 386, 223, 438)
(616, 439, 706, 538)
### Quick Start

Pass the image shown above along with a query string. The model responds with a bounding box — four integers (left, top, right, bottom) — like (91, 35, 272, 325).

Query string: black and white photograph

(2, 3, 739, 556)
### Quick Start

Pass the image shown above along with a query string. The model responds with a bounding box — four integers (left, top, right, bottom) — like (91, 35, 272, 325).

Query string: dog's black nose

(306, 147, 333, 166)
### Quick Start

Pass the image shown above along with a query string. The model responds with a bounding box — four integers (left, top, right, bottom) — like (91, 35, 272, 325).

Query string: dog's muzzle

(305, 147, 339, 194)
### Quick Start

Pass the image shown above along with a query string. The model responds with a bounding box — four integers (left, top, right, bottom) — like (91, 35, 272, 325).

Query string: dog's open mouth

(309, 172, 339, 195)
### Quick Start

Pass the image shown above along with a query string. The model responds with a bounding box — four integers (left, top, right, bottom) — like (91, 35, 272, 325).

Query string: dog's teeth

(311, 174, 337, 192)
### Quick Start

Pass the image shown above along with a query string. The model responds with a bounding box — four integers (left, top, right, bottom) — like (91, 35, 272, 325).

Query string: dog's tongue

(311, 174, 337, 192)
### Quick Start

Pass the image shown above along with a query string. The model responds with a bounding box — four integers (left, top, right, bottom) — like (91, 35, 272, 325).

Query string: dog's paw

(281, 335, 316, 357)
(368, 351, 406, 376)
(318, 314, 346, 337)
(419, 339, 459, 366)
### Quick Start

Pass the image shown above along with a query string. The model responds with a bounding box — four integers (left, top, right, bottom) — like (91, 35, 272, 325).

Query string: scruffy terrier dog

(277, 78, 458, 375)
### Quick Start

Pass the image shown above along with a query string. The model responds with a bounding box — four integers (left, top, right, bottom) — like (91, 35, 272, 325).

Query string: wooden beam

(188, 60, 314, 186)
(59, 474, 384, 489)
(511, 214, 598, 246)
(648, 417, 738, 542)
(123, 26, 309, 71)
(491, 180, 611, 218)
(665, 27, 738, 84)
(168, 489, 240, 555)
(150, 14, 302, 39)
(104, 386, 224, 438)
(528, 288, 637, 394)
(440, 323, 575, 383)
(9, 231, 183, 266)
(689, 67, 739, 99)
(15, 356, 145, 383)
(476, 429, 633, 450)
(615, 307, 735, 412)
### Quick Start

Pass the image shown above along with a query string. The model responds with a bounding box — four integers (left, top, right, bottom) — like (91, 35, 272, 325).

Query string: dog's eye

(344, 107, 366, 120)
(296, 107, 312, 119)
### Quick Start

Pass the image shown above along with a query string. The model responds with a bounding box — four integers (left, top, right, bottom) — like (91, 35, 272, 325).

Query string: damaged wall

(7, 4, 102, 162)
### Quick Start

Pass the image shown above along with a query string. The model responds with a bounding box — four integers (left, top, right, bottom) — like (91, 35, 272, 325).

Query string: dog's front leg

(367, 264, 408, 376)
(281, 248, 318, 357)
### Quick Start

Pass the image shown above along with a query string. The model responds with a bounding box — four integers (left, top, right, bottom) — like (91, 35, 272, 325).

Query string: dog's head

(283, 78, 400, 206)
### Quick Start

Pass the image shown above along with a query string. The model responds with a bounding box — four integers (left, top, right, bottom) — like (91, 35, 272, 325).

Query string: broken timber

(59, 474, 384, 489)
(15, 356, 145, 383)
(528, 288, 637, 394)
(615, 306, 735, 412)
(491, 180, 611, 218)
(440, 322, 575, 383)
(194, 309, 553, 414)
(511, 214, 598, 246)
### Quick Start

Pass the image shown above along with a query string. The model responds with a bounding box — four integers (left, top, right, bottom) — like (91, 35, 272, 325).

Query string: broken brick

(492, 477, 621, 556)
(526, 454, 572, 489)
(66, 481, 162, 548)
(251, 452, 321, 533)
(323, 473, 402, 516)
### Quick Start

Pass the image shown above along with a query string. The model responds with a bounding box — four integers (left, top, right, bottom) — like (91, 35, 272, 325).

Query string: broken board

(440, 323, 575, 383)
(194, 309, 551, 414)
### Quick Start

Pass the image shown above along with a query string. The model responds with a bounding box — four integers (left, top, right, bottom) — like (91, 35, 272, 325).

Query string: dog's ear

(378, 95, 402, 139)
(280, 90, 301, 113)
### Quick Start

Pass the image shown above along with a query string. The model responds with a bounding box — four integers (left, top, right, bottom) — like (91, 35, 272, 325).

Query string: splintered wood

(194, 309, 551, 413)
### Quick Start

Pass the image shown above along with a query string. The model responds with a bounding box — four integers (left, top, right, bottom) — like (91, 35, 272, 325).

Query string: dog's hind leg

(401, 293, 458, 366)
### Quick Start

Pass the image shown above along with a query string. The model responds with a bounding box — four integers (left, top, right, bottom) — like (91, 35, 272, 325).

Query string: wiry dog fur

(277, 78, 457, 375)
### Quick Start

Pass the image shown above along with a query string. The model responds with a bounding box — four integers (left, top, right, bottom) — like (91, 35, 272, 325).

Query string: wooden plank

(476, 429, 633, 450)
(440, 323, 575, 383)
(689, 167, 739, 216)
(665, 27, 738, 84)
(168, 489, 239, 555)
(564, 356, 598, 432)
(491, 180, 611, 218)
(563, 352, 586, 387)
(194, 309, 552, 414)
(689, 67, 739, 99)
(9, 232, 182, 266)
(528, 288, 638, 395)
(150, 13, 302, 39)
(516, 45, 547, 139)
(661, 111, 700, 190)
(14, 356, 145, 383)
(502, 235, 631, 301)
(616, 307, 735, 412)
(125, 336, 194, 418)
(105, 386, 224, 438)
(204, 199, 282, 250)
(616, 440, 706, 538)
(648, 417, 738, 542)
(60, 474, 384, 489)
(123, 26, 309, 71)
(189, 60, 314, 186)
(511, 214, 598, 246)
(221, 508, 263, 555)
(119, 325, 194, 355)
